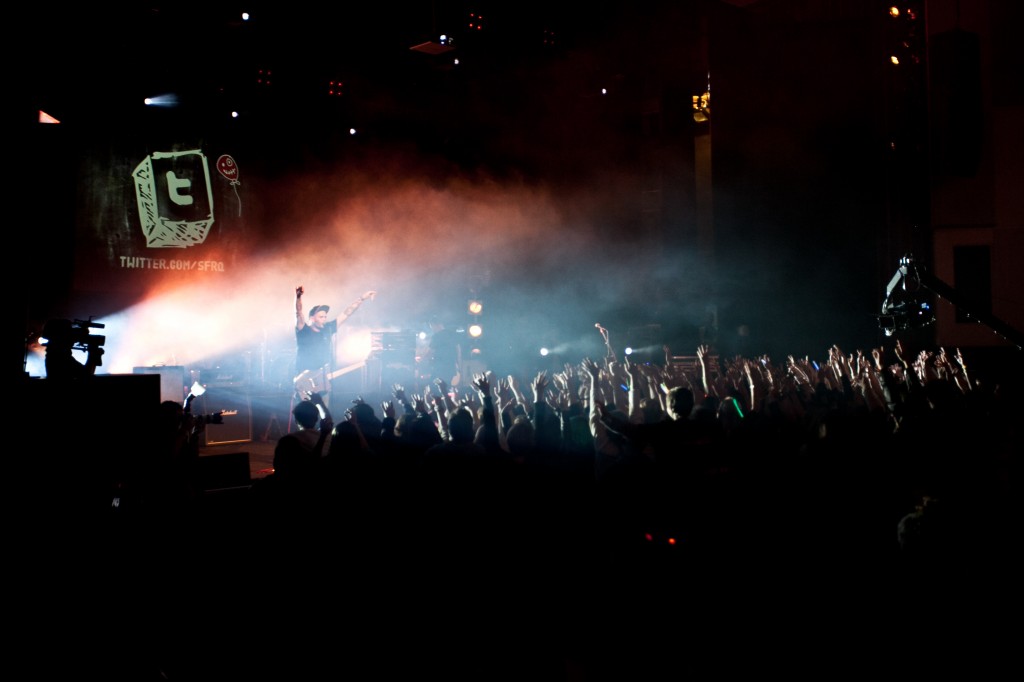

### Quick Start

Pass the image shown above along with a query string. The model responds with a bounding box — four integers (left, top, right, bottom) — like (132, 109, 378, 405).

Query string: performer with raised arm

(292, 286, 376, 406)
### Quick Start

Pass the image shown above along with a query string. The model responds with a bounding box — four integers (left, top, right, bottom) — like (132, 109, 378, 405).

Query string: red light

(667, 537, 677, 545)
(644, 533, 653, 542)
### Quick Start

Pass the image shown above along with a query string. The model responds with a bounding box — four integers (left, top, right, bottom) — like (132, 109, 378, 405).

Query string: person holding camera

(41, 318, 104, 379)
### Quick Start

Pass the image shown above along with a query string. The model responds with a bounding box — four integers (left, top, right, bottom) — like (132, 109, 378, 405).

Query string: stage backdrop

(73, 131, 251, 294)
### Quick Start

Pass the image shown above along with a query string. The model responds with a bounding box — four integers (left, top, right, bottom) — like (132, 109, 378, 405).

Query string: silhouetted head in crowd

(328, 421, 363, 457)
(273, 434, 307, 476)
(293, 401, 320, 430)
(665, 386, 695, 421)
(504, 416, 535, 457)
(157, 399, 184, 430)
(640, 397, 663, 424)
(349, 403, 381, 435)
(448, 407, 475, 443)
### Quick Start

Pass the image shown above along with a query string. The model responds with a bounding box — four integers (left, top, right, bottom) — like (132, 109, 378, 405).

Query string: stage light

(468, 323, 483, 338)
(468, 300, 483, 315)
(693, 72, 711, 122)
(692, 92, 710, 122)
(540, 347, 549, 356)
(624, 347, 633, 355)
(144, 94, 179, 107)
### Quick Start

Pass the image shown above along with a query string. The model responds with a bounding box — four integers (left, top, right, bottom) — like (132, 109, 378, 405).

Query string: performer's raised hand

(362, 290, 377, 301)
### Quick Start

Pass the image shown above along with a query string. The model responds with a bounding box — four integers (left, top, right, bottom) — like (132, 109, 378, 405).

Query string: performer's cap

(309, 304, 330, 318)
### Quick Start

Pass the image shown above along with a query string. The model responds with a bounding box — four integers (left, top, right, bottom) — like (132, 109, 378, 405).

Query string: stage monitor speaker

(200, 385, 253, 446)
(133, 365, 186, 404)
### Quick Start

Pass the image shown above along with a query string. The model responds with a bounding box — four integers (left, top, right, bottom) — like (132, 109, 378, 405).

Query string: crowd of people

(246, 340, 1017, 562)
(27, 335, 1020, 680)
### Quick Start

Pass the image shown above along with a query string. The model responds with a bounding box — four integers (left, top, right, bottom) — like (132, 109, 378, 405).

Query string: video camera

(194, 412, 228, 426)
(183, 385, 238, 425)
(42, 317, 106, 352)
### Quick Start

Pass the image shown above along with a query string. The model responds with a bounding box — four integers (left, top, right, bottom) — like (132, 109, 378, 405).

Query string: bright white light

(625, 347, 633, 355)
(242, 12, 250, 21)
(540, 348, 549, 356)
(339, 329, 373, 364)
(453, 58, 459, 66)
(144, 94, 179, 107)
(418, 331, 427, 341)
(349, 128, 357, 135)
(231, 111, 239, 118)
(601, 88, 607, 95)
(468, 323, 483, 338)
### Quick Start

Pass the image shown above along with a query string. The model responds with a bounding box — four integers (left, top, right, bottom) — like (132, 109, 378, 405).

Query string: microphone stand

(596, 325, 617, 363)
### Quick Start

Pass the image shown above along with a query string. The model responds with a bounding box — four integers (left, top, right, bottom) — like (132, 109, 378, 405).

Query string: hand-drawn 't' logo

(132, 150, 215, 248)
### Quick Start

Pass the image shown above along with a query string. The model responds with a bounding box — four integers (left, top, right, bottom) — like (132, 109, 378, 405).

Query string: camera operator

(149, 394, 208, 510)
(41, 318, 104, 379)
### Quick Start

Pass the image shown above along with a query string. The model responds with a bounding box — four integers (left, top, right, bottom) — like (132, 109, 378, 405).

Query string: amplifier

(199, 385, 253, 446)
(371, 331, 416, 352)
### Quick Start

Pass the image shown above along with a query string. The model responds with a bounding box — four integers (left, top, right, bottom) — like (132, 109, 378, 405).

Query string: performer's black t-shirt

(295, 319, 337, 374)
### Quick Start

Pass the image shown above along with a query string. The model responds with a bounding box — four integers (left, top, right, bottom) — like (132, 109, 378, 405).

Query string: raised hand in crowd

(951, 347, 972, 391)
(695, 343, 715, 397)
(871, 347, 885, 372)
(472, 373, 491, 398)
(742, 359, 761, 409)
(568, 364, 584, 397)
(434, 377, 458, 415)
(914, 349, 936, 383)
(496, 376, 514, 406)
(308, 392, 334, 456)
(531, 370, 549, 404)
(392, 384, 415, 414)
(624, 356, 642, 391)
(411, 393, 429, 415)
(894, 339, 909, 368)
(380, 399, 396, 421)
(507, 373, 528, 407)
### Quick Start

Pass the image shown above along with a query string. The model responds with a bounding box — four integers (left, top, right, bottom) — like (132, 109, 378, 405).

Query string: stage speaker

(199, 384, 253, 446)
(133, 365, 186, 404)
